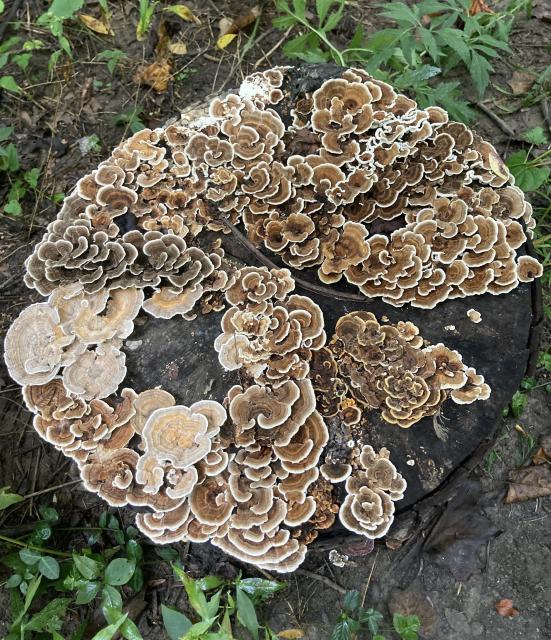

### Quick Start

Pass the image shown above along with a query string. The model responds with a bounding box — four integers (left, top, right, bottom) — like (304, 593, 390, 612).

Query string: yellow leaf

(164, 4, 201, 24)
(78, 14, 114, 36)
(216, 33, 237, 49)
(488, 149, 508, 181)
(168, 41, 188, 55)
(278, 630, 304, 639)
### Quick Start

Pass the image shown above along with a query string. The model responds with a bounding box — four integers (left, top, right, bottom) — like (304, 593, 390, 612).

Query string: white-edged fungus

(6, 64, 539, 574)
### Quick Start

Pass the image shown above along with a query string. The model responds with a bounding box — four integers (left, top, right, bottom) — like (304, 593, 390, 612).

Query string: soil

(0, 1, 550, 639)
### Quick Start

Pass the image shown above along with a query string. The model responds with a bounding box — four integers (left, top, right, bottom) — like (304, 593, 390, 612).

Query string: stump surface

(124, 243, 539, 510)
(122, 64, 541, 516)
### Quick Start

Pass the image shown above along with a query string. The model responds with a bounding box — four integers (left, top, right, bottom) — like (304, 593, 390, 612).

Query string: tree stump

(9, 64, 542, 560)
(124, 239, 541, 513)
(122, 64, 542, 519)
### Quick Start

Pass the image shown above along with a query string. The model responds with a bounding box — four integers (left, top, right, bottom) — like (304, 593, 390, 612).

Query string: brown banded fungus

(340, 446, 406, 538)
(5, 65, 539, 573)
(319, 311, 490, 429)
(23, 67, 541, 308)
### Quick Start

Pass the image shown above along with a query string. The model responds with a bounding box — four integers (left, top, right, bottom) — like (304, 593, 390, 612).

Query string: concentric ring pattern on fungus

(3, 66, 542, 572)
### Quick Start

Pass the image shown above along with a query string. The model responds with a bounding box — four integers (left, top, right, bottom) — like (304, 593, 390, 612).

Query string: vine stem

(0, 534, 72, 558)
(218, 217, 369, 302)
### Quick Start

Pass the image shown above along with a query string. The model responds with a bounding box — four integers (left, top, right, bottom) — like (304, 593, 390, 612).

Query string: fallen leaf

(507, 71, 536, 95)
(504, 464, 551, 503)
(134, 59, 172, 93)
(216, 33, 237, 50)
(469, 0, 493, 15)
(78, 14, 114, 36)
(532, 434, 551, 465)
(278, 630, 304, 639)
(164, 4, 201, 24)
(168, 42, 188, 55)
(219, 5, 261, 36)
(424, 479, 500, 581)
(495, 598, 519, 618)
(388, 587, 437, 636)
(218, 16, 234, 36)
(343, 537, 375, 556)
(487, 148, 509, 181)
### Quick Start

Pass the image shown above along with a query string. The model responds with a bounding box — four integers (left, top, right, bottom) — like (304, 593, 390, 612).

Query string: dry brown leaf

(343, 537, 375, 556)
(164, 4, 201, 24)
(424, 479, 500, 581)
(469, 0, 493, 15)
(78, 14, 114, 36)
(495, 598, 519, 618)
(218, 5, 261, 37)
(532, 434, 551, 464)
(278, 630, 305, 639)
(532, 447, 550, 465)
(168, 42, 188, 55)
(505, 464, 551, 503)
(134, 59, 172, 93)
(507, 71, 536, 95)
(216, 33, 238, 50)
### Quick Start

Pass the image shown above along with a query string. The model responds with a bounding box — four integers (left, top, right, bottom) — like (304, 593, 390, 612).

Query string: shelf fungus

(4, 65, 541, 572)
(314, 311, 491, 429)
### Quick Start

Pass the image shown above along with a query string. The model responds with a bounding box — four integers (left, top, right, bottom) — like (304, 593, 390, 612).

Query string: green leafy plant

(114, 107, 147, 134)
(36, 0, 85, 71)
(274, 0, 527, 122)
(136, 0, 158, 41)
(330, 590, 421, 640)
(506, 140, 550, 193)
(0, 126, 42, 216)
(502, 377, 536, 419)
(1, 508, 145, 640)
(161, 565, 285, 640)
(97, 48, 128, 75)
(0, 487, 24, 510)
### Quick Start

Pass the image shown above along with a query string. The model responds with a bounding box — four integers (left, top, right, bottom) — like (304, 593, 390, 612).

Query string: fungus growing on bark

(324, 311, 490, 428)
(6, 64, 540, 574)
(340, 446, 406, 538)
(4, 303, 74, 386)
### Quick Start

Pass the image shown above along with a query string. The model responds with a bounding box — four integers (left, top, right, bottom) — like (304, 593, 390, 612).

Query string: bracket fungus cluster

(4, 65, 542, 572)
(312, 311, 491, 430)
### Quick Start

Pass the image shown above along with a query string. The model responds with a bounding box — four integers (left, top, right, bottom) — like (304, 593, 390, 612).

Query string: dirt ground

(0, 1, 550, 638)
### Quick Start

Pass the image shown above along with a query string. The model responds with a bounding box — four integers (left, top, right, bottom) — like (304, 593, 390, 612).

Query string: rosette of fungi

(22, 66, 541, 307)
(3, 64, 542, 572)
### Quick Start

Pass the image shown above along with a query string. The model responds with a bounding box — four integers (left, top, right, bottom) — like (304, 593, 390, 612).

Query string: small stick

(542, 99, 551, 135)
(474, 101, 518, 139)
(254, 26, 293, 70)
(360, 548, 379, 608)
(219, 217, 368, 302)
(296, 568, 346, 595)
(21, 478, 82, 501)
(256, 567, 276, 581)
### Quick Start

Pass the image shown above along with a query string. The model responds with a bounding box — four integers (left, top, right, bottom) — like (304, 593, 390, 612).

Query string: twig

(0, 534, 72, 557)
(296, 568, 346, 595)
(542, 99, 551, 135)
(474, 101, 518, 139)
(0, 0, 24, 43)
(21, 478, 82, 501)
(360, 548, 379, 608)
(254, 26, 293, 69)
(219, 217, 368, 302)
